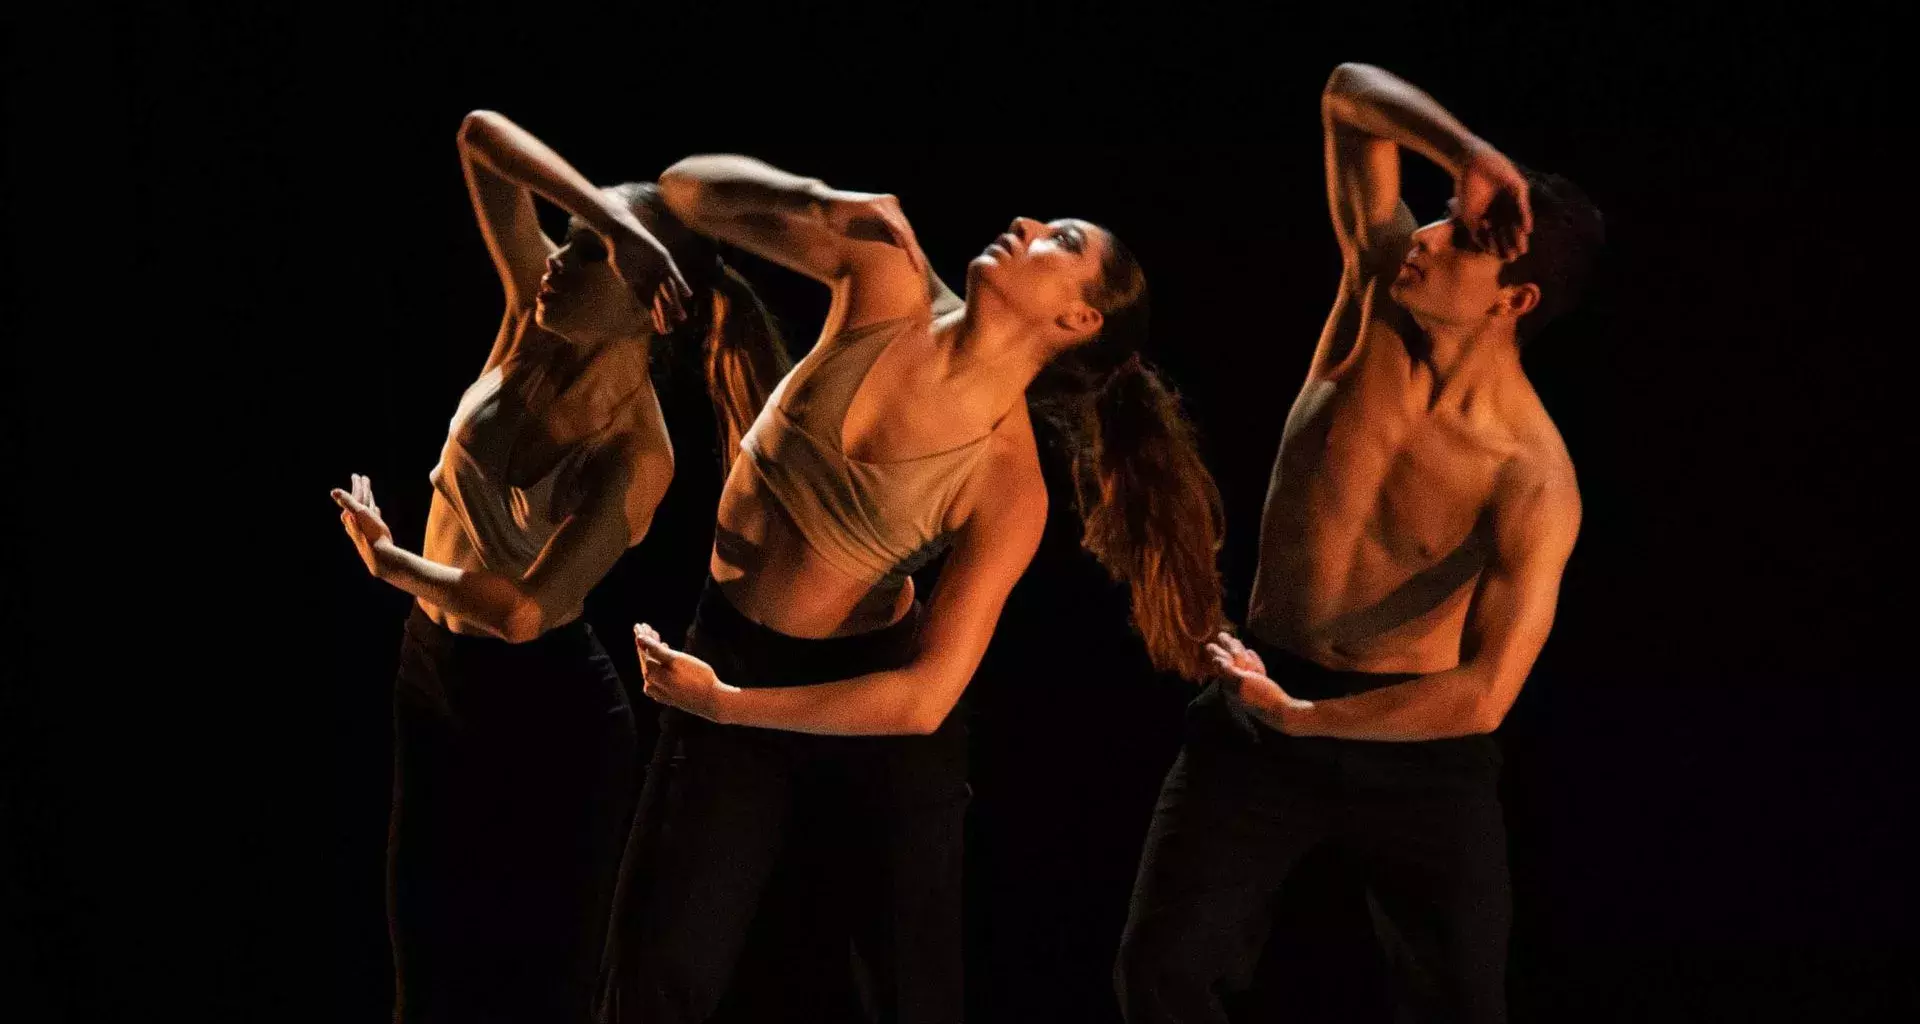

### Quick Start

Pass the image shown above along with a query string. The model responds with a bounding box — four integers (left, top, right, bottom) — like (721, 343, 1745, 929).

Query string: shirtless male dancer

(1114, 63, 1604, 1023)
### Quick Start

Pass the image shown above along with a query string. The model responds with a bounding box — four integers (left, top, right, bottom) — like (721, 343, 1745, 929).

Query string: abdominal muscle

(709, 465, 916, 639)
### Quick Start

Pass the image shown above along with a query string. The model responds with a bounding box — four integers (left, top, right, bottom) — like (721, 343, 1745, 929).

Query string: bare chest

(1276, 372, 1508, 567)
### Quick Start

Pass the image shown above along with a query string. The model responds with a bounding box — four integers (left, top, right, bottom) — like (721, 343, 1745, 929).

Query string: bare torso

(1247, 273, 1571, 673)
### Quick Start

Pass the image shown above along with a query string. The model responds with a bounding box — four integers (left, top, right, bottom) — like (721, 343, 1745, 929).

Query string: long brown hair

(1030, 235, 1228, 680)
(611, 182, 793, 474)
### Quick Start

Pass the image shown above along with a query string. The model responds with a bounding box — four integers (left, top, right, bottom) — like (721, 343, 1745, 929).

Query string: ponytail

(1033, 229, 1228, 680)
(1068, 355, 1228, 680)
(612, 180, 793, 475)
(702, 263, 792, 476)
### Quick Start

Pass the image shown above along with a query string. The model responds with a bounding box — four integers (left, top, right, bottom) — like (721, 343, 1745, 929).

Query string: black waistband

(1241, 634, 1421, 701)
(687, 577, 922, 688)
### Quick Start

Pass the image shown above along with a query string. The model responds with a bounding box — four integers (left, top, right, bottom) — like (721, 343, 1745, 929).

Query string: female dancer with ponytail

(328, 116, 789, 1023)
(602, 155, 1227, 1023)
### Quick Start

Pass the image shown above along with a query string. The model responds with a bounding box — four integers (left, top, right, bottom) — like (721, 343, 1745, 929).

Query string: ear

(1055, 301, 1104, 339)
(1500, 281, 1541, 319)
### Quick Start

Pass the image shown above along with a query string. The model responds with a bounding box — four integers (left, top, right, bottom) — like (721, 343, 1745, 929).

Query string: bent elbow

(656, 166, 708, 219)
(499, 600, 545, 645)
(457, 110, 501, 148)
(901, 703, 950, 737)
(1322, 63, 1376, 120)
(1324, 63, 1366, 99)
(1464, 693, 1510, 736)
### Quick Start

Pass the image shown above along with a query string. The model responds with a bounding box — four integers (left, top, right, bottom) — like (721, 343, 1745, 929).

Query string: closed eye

(569, 234, 607, 262)
(1441, 200, 1484, 252)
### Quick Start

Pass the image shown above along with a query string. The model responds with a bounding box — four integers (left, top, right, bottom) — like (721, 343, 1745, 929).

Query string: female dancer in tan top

(600, 155, 1227, 1022)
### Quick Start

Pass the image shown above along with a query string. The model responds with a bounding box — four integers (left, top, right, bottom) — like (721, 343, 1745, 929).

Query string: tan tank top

(740, 314, 1000, 585)
(428, 341, 648, 579)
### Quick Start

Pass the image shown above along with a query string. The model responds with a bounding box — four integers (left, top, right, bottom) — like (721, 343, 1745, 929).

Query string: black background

(6, 3, 1915, 1021)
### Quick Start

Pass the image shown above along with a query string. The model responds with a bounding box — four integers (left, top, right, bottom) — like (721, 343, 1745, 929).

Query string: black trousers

(389, 605, 640, 1024)
(1115, 642, 1509, 1024)
(600, 579, 970, 1024)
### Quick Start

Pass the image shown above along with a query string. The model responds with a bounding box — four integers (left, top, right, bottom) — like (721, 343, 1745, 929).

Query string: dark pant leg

(604, 710, 800, 1024)
(389, 620, 639, 1024)
(839, 711, 972, 1024)
(484, 642, 639, 1022)
(388, 638, 453, 1021)
(1341, 738, 1510, 1024)
(1114, 688, 1336, 1024)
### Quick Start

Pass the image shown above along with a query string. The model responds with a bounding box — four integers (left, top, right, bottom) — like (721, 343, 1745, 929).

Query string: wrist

(1452, 134, 1495, 176)
(587, 196, 640, 240)
(708, 683, 744, 725)
(370, 538, 402, 581)
(1278, 700, 1320, 736)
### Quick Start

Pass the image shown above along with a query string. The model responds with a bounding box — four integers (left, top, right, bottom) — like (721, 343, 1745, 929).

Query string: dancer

(1114, 63, 1603, 1023)
(329, 112, 789, 1022)
(603, 155, 1227, 1022)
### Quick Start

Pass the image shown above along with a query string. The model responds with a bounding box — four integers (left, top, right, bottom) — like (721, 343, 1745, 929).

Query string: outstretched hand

(331, 473, 391, 577)
(633, 623, 732, 722)
(1206, 632, 1314, 734)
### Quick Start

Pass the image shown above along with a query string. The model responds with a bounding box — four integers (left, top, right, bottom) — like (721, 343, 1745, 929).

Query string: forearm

(459, 111, 635, 236)
(372, 540, 539, 642)
(712, 668, 951, 737)
(1267, 665, 1504, 741)
(1322, 63, 1484, 177)
(658, 154, 834, 225)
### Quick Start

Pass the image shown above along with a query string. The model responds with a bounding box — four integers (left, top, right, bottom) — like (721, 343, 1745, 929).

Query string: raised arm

(334, 439, 673, 643)
(1221, 459, 1580, 741)
(1321, 64, 1418, 278)
(658, 155, 930, 326)
(456, 111, 557, 317)
(636, 437, 1047, 735)
(1321, 64, 1532, 267)
(458, 112, 689, 368)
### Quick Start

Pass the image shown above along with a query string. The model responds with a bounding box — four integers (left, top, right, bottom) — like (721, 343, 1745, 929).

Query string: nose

(545, 254, 564, 276)
(1009, 216, 1043, 242)
(1410, 221, 1448, 254)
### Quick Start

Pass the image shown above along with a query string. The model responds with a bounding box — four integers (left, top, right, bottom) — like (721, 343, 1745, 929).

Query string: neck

(1404, 316, 1519, 404)
(546, 327, 653, 368)
(538, 331, 654, 413)
(937, 299, 1053, 402)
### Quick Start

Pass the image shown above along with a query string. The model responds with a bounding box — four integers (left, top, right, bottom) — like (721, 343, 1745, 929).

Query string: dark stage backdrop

(7, 4, 1914, 1021)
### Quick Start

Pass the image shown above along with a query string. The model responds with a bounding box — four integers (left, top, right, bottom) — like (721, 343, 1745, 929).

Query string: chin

(963, 257, 994, 289)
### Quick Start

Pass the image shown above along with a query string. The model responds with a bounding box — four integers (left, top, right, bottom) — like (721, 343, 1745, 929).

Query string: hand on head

(606, 225, 694, 334)
(825, 191, 927, 276)
(1457, 143, 1534, 261)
